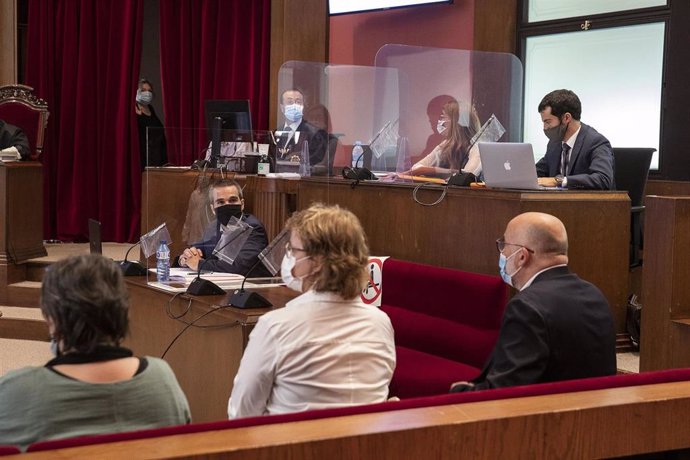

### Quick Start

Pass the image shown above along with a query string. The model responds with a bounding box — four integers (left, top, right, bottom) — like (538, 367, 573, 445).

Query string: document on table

(147, 268, 283, 293)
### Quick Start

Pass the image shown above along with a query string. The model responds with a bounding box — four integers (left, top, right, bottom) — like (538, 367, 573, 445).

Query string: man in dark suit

(535, 89, 614, 190)
(451, 212, 616, 392)
(178, 179, 271, 276)
(0, 118, 30, 160)
(277, 89, 329, 167)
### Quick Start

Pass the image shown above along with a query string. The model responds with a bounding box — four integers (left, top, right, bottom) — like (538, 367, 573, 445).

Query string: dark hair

(280, 88, 305, 104)
(40, 254, 129, 353)
(208, 179, 244, 201)
(538, 89, 581, 120)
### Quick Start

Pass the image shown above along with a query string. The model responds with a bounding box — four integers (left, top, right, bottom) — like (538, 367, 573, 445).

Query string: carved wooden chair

(0, 84, 50, 160)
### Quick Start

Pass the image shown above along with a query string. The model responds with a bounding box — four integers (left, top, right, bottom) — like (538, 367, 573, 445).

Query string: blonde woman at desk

(228, 204, 396, 418)
(405, 98, 481, 178)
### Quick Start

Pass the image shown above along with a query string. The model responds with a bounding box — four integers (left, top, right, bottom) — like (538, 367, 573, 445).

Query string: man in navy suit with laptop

(535, 89, 615, 190)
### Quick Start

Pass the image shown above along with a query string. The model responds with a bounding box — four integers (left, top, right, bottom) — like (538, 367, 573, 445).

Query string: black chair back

(613, 147, 655, 207)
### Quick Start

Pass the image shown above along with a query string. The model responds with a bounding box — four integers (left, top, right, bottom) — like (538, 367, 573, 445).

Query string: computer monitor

(204, 99, 252, 142)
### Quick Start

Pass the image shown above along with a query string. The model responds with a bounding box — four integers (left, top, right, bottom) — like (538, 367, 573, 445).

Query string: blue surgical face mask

(498, 250, 522, 288)
(283, 104, 303, 123)
(136, 89, 153, 105)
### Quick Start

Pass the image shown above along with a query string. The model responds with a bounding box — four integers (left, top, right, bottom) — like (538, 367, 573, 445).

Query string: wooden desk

(123, 278, 296, 422)
(0, 161, 46, 304)
(298, 178, 631, 331)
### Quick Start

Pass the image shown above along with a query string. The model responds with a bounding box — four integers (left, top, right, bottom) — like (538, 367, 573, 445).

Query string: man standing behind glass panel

(278, 89, 328, 166)
(536, 89, 614, 190)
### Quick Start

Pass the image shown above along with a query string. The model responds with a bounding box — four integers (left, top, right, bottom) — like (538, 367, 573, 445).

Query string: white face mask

(281, 253, 310, 292)
(436, 119, 447, 134)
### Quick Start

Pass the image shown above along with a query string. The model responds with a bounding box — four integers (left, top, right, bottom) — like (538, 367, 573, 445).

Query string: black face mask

(543, 117, 569, 142)
(215, 204, 242, 226)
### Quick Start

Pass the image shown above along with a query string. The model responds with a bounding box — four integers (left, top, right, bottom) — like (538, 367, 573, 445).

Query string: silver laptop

(478, 142, 553, 190)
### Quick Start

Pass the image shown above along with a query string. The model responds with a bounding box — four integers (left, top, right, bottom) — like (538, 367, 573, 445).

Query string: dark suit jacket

(466, 266, 616, 391)
(0, 120, 30, 160)
(280, 120, 329, 167)
(191, 213, 271, 277)
(535, 123, 615, 190)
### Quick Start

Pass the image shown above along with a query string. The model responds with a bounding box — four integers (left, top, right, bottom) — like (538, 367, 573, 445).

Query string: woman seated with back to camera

(405, 98, 482, 179)
(0, 254, 190, 451)
(228, 204, 396, 418)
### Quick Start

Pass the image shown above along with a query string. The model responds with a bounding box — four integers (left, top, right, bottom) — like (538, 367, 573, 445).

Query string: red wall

(329, 1, 476, 66)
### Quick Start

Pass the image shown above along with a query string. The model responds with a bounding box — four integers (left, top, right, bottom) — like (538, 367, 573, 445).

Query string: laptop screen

(478, 142, 541, 190)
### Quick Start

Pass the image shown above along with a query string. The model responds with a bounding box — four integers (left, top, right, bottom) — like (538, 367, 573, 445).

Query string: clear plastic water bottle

(156, 240, 170, 283)
(352, 141, 364, 168)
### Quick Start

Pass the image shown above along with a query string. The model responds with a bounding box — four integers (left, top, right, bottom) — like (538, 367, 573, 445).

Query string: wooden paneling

(269, 0, 328, 129)
(646, 179, 690, 198)
(15, 381, 690, 459)
(297, 178, 630, 332)
(0, 162, 46, 304)
(640, 196, 690, 371)
(474, 0, 518, 53)
(123, 279, 297, 422)
(0, 0, 17, 85)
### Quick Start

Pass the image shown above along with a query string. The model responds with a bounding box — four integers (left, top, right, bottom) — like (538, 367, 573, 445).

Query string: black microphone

(226, 228, 290, 308)
(185, 220, 251, 296)
(225, 255, 273, 308)
(118, 241, 148, 276)
(342, 146, 376, 181)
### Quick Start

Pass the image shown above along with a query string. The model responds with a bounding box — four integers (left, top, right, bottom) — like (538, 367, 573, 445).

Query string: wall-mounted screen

(329, 0, 452, 16)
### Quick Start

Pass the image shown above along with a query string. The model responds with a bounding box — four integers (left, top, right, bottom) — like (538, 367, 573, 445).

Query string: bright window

(523, 22, 665, 169)
(528, 0, 667, 23)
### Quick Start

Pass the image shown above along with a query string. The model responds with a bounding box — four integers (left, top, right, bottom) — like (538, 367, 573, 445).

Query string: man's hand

(538, 177, 558, 187)
(179, 247, 204, 270)
(449, 380, 475, 392)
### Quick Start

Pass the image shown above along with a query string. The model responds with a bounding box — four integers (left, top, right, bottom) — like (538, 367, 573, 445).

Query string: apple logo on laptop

(503, 161, 511, 171)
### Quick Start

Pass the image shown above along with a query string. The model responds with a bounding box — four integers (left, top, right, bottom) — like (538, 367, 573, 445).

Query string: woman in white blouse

(228, 204, 396, 419)
(406, 98, 482, 178)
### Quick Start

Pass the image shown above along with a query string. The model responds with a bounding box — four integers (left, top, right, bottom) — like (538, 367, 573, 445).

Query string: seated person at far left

(0, 118, 30, 160)
(178, 179, 270, 276)
(404, 98, 482, 178)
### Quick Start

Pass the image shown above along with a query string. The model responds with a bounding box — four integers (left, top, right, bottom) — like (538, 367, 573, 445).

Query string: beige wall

(0, 0, 18, 85)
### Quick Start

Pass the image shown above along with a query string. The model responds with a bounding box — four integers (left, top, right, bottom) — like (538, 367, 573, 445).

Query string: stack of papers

(147, 268, 285, 293)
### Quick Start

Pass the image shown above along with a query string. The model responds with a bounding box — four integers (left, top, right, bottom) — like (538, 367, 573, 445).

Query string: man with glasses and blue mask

(277, 88, 329, 166)
(450, 212, 616, 392)
(536, 89, 614, 190)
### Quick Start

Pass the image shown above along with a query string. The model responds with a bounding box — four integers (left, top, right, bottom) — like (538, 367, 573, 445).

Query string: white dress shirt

(228, 290, 396, 419)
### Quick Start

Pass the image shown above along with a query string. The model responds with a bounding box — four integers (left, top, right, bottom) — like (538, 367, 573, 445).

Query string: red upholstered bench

(19, 368, 690, 455)
(378, 259, 507, 398)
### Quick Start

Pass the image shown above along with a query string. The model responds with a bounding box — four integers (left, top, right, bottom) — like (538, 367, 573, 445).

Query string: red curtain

(159, 0, 271, 164)
(26, 0, 143, 242)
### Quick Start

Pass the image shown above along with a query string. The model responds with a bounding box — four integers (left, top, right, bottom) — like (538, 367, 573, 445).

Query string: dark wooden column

(269, 0, 328, 129)
(0, 161, 47, 303)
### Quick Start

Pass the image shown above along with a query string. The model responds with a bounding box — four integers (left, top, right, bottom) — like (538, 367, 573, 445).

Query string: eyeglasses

(495, 237, 535, 254)
(285, 242, 306, 258)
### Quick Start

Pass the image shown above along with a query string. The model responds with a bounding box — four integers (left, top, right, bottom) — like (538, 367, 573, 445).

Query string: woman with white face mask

(405, 98, 482, 179)
(135, 78, 167, 169)
(228, 204, 396, 419)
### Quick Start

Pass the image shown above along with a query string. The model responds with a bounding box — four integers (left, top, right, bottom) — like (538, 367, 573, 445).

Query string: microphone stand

(226, 257, 273, 308)
(226, 227, 289, 308)
(186, 222, 251, 296)
(118, 242, 147, 276)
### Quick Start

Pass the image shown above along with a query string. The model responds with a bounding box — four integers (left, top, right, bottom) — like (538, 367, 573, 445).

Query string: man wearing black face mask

(178, 179, 270, 276)
(535, 89, 614, 190)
